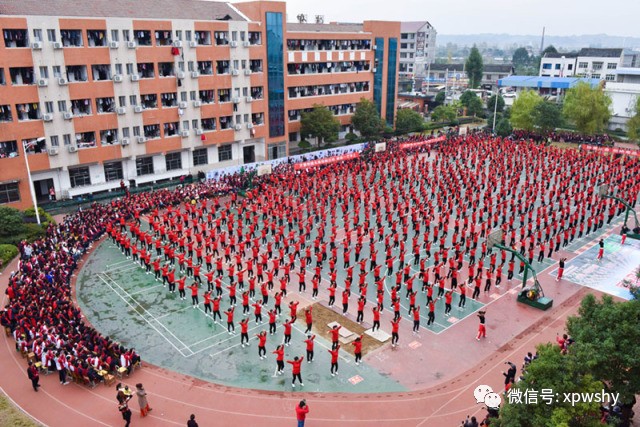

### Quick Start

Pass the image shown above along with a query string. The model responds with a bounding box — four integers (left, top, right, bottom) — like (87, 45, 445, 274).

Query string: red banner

(293, 152, 360, 170)
(582, 145, 640, 157)
(399, 136, 447, 150)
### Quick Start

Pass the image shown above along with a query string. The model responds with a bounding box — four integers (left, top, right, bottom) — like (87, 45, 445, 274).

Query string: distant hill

(437, 33, 640, 50)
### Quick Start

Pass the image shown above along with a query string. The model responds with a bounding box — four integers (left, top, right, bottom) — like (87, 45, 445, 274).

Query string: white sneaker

(300, 383, 304, 387)
(331, 373, 335, 377)
(292, 383, 295, 388)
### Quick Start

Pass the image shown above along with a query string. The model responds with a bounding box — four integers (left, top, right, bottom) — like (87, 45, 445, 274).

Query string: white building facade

(399, 21, 436, 78)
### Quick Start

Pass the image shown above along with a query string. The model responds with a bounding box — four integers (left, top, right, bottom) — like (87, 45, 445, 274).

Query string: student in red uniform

(556, 258, 566, 282)
(372, 305, 381, 332)
(444, 290, 453, 316)
(426, 300, 435, 326)
(304, 307, 313, 334)
(252, 300, 263, 324)
(273, 345, 285, 375)
(256, 331, 267, 359)
(287, 356, 304, 387)
(476, 310, 487, 341)
(304, 334, 315, 362)
(328, 344, 340, 376)
(225, 307, 235, 334)
(328, 324, 341, 349)
(203, 291, 213, 315)
(240, 318, 250, 347)
(268, 309, 277, 335)
(283, 318, 294, 346)
(295, 400, 309, 427)
(412, 305, 421, 333)
(352, 335, 364, 365)
(188, 283, 199, 308)
(390, 318, 400, 348)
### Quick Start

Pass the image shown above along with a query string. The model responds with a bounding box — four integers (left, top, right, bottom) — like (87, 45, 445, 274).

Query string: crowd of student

(3, 132, 638, 396)
(510, 129, 615, 145)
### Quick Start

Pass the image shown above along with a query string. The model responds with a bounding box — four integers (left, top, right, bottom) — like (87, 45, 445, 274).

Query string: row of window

(287, 82, 370, 98)
(3, 28, 262, 48)
(287, 61, 370, 75)
(577, 61, 618, 70)
(287, 103, 357, 121)
(286, 39, 372, 52)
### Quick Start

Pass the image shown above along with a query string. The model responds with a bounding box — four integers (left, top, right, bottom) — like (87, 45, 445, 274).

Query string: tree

(495, 117, 512, 137)
(563, 82, 612, 135)
(351, 98, 383, 141)
(532, 101, 563, 133)
(626, 96, 640, 145)
(567, 294, 640, 410)
(510, 90, 543, 131)
(395, 109, 424, 135)
(496, 344, 603, 427)
(434, 91, 446, 106)
(459, 91, 484, 117)
(541, 45, 558, 57)
(0, 206, 24, 238)
(487, 94, 505, 113)
(431, 104, 457, 123)
(300, 104, 340, 146)
(512, 47, 531, 69)
(465, 46, 483, 89)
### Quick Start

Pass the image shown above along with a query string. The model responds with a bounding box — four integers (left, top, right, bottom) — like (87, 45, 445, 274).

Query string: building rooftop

(543, 52, 579, 59)
(428, 63, 513, 73)
(400, 21, 434, 33)
(286, 23, 366, 33)
(577, 48, 623, 58)
(0, 0, 246, 21)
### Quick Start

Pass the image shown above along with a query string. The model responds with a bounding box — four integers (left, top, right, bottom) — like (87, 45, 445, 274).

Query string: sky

(258, 0, 640, 37)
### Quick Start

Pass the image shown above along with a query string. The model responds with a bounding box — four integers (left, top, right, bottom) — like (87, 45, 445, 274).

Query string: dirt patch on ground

(299, 303, 384, 357)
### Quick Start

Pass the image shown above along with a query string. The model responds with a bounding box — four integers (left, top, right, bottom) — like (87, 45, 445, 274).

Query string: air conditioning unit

(31, 41, 43, 50)
(53, 41, 63, 49)
(43, 113, 53, 122)
(193, 100, 202, 108)
(231, 69, 240, 76)
(109, 41, 119, 49)
(47, 147, 59, 156)
(136, 136, 147, 144)
(233, 124, 242, 131)
(189, 40, 197, 48)
(173, 40, 183, 48)
(63, 112, 73, 120)
(130, 74, 140, 82)
(37, 78, 48, 87)
(372, 68, 377, 73)
(68, 145, 78, 153)
(178, 101, 187, 109)
(177, 71, 186, 79)
(112, 74, 123, 83)
(134, 105, 143, 113)
(232, 97, 240, 104)
(127, 41, 137, 49)
(195, 129, 203, 136)
(116, 107, 126, 115)
(120, 138, 130, 146)
(242, 41, 250, 48)
(245, 96, 253, 103)
(58, 77, 68, 85)
(180, 130, 189, 138)
(246, 123, 254, 129)
(230, 41, 238, 48)
(244, 69, 251, 76)
(191, 71, 200, 79)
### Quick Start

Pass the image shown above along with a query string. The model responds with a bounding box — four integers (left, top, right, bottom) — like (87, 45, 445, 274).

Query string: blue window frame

(266, 12, 285, 138)
(386, 37, 397, 124)
(373, 37, 384, 116)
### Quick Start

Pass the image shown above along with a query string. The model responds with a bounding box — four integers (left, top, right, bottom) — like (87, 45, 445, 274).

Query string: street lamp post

(23, 138, 42, 225)
(492, 87, 499, 133)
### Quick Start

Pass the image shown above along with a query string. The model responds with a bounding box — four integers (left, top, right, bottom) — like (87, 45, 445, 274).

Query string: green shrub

(23, 207, 55, 228)
(0, 244, 18, 268)
(298, 140, 312, 149)
(345, 132, 360, 143)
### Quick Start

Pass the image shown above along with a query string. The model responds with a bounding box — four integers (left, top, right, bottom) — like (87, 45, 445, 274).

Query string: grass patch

(0, 392, 41, 426)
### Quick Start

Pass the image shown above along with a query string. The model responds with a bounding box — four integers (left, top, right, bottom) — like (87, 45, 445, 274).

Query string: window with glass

(373, 37, 384, 115)
(69, 167, 91, 187)
(50, 136, 59, 147)
(165, 152, 182, 171)
(60, 29, 83, 47)
(385, 37, 397, 124)
(0, 182, 20, 204)
(3, 29, 29, 47)
(136, 157, 154, 176)
(266, 12, 285, 138)
(0, 140, 18, 157)
(104, 161, 123, 181)
(218, 145, 232, 162)
(193, 148, 208, 166)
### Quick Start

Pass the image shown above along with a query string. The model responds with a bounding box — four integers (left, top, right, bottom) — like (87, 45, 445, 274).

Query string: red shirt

(295, 405, 309, 421)
(287, 358, 304, 374)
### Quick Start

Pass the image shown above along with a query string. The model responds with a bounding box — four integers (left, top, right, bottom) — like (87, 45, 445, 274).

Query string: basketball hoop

(487, 229, 504, 251)
(598, 184, 609, 197)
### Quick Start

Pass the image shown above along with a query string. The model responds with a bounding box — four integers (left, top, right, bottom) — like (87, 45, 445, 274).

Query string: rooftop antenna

(540, 26, 545, 55)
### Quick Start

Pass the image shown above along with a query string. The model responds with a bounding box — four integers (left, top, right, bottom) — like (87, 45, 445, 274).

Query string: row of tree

(299, 99, 425, 146)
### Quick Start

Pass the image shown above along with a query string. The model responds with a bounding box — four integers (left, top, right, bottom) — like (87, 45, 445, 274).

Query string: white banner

(375, 142, 386, 152)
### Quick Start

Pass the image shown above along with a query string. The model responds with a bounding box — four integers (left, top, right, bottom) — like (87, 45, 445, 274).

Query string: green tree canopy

(532, 101, 564, 133)
(495, 117, 512, 137)
(431, 104, 457, 123)
(512, 47, 531, 69)
(487, 94, 505, 113)
(541, 45, 558, 57)
(562, 82, 611, 134)
(395, 109, 424, 135)
(497, 343, 603, 427)
(351, 98, 383, 141)
(0, 207, 24, 237)
(625, 96, 640, 145)
(459, 91, 484, 117)
(465, 46, 484, 89)
(510, 90, 543, 131)
(566, 294, 640, 406)
(300, 104, 340, 146)
(434, 91, 446, 106)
